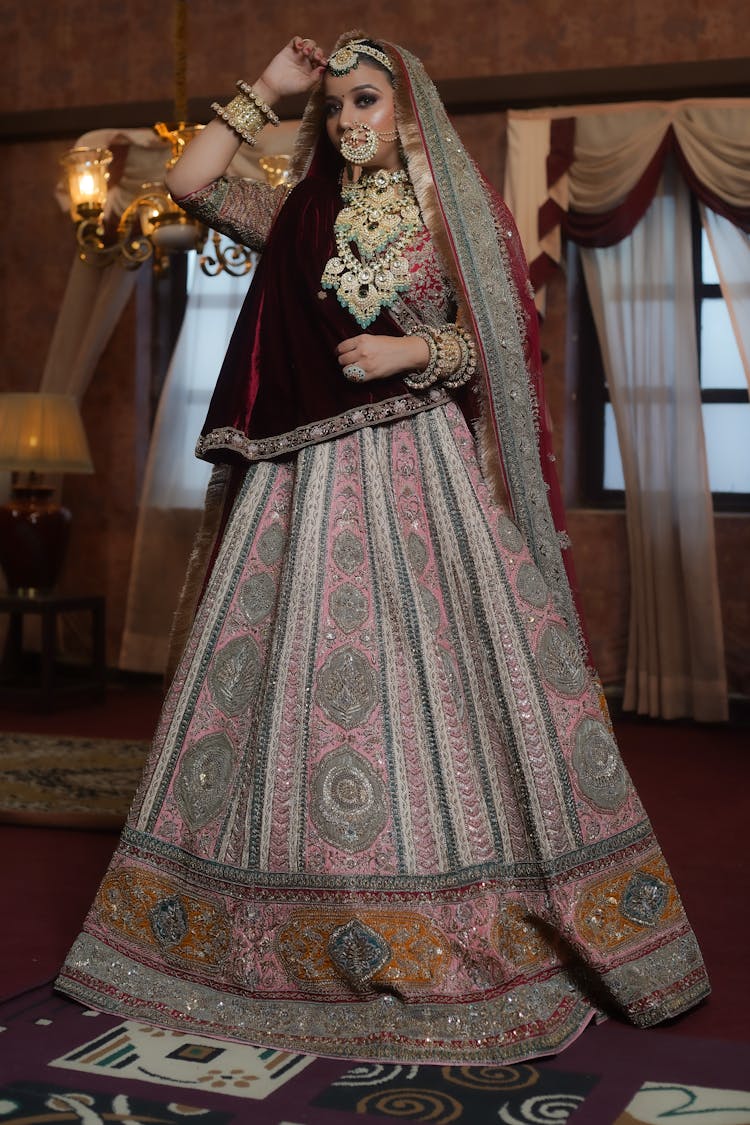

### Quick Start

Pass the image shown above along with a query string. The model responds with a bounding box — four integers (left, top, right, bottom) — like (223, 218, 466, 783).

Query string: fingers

(336, 336, 361, 360)
(337, 336, 370, 383)
(292, 36, 328, 68)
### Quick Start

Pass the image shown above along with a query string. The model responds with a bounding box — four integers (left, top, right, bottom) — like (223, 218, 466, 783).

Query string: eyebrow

(324, 83, 383, 100)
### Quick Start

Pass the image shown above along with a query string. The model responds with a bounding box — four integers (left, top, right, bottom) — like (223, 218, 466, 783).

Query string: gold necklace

(321, 168, 421, 328)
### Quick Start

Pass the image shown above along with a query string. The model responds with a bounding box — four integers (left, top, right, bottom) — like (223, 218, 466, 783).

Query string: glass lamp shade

(0, 393, 94, 474)
(0, 394, 94, 595)
(60, 147, 113, 220)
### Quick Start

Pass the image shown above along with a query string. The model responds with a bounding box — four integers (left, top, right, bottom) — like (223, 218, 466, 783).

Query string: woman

(57, 33, 709, 1064)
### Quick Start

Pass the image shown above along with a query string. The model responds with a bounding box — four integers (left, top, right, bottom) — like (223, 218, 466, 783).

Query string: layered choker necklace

(320, 167, 421, 329)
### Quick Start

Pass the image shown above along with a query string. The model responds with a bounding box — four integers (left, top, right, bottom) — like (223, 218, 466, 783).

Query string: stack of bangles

(211, 80, 280, 146)
(403, 323, 478, 390)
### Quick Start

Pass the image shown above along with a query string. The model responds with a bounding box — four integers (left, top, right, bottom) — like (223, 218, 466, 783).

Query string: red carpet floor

(1, 679, 747, 1048)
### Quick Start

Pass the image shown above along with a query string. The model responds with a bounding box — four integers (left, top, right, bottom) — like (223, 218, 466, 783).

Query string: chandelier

(59, 1, 278, 278)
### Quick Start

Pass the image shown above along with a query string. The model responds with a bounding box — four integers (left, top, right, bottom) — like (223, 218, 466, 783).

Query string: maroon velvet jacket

(186, 173, 452, 465)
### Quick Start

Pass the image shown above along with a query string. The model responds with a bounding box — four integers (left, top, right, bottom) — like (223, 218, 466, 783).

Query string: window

(571, 201, 750, 510)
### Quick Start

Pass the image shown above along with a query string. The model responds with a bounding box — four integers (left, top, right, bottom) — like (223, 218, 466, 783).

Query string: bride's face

(323, 60, 399, 170)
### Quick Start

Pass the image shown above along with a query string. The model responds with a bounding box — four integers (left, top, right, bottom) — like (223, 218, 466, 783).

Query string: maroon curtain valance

(550, 118, 750, 248)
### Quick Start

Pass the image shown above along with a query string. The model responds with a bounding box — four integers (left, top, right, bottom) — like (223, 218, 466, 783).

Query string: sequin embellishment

(419, 586, 441, 632)
(492, 901, 556, 969)
(316, 648, 378, 729)
(327, 919, 392, 987)
(275, 909, 450, 987)
(576, 857, 680, 952)
(620, 872, 670, 927)
(257, 523, 286, 565)
(310, 746, 387, 851)
(407, 532, 429, 573)
(497, 515, 524, 553)
(329, 584, 369, 634)
(571, 717, 627, 811)
(174, 733, 235, 829)
(333, 531, 365, 575)
(536, 624, 587, 696)
(95, 867, 230, 967)
(209, 636, 262, 716)
(516, 562, 548, 608)
(239, 572, 276, 624)
(149, 895, 188, 949)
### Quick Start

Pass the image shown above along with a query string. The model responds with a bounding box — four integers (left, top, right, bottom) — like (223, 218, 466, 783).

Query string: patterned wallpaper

(3, 0, 747, 112)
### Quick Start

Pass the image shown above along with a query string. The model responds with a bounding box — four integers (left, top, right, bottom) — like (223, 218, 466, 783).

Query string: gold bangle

(211, 81, 279, 147)
(440, 324, 477, 388)
(235, 80, 280, 126)
(403, 327, 440, 390)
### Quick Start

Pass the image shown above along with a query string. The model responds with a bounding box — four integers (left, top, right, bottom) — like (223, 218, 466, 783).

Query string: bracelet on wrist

(439, 323, 478, 388)
(211, 80, 279, 147)
(403, 327, 440, 390)
(403, 323, 477, 390)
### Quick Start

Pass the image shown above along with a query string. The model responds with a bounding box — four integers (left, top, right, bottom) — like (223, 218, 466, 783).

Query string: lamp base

(0, 487, 71, 595)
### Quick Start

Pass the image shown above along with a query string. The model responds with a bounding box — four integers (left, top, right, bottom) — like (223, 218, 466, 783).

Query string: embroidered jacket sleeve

(177, 176, 290, 251)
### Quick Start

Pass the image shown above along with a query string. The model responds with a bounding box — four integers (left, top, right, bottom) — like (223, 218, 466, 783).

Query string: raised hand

(256, 37, 328, 104)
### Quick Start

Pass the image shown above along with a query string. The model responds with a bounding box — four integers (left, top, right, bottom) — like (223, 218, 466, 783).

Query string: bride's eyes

(324, 93, 379, 117)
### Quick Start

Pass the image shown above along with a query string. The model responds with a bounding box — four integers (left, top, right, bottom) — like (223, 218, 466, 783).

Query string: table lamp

(0, 393, 94, 596)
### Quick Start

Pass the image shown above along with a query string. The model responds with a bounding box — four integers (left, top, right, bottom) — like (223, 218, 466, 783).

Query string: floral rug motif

(0, 732, 149, 827)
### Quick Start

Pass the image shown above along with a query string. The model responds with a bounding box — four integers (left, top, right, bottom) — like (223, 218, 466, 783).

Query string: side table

(0, 593, 106, 712)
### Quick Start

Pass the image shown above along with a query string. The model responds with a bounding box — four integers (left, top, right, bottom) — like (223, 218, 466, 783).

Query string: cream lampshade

(0, 393, 94, 596)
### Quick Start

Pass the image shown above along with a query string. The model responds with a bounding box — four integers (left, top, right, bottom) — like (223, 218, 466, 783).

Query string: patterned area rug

(0, 732, 149, 828)
(0, 986, 749, 1125)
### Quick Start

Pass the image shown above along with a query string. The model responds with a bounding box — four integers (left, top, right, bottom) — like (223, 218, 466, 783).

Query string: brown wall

(1, 1, 748, 691)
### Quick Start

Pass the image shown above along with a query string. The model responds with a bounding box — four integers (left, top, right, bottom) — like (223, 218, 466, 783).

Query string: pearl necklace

(321, 168, 421, 329)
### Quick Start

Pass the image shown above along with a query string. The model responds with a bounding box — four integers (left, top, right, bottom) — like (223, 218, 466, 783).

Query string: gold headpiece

(327, 39, 394, 77)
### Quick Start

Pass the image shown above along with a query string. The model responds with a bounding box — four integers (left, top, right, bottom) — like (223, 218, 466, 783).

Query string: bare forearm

(164, 36, 324, 201)
(165, 79, 277, 200)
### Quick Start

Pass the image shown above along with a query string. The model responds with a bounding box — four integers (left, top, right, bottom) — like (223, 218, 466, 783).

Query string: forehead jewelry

(327, 39, 394, 76)
(340, 122, 399, 165)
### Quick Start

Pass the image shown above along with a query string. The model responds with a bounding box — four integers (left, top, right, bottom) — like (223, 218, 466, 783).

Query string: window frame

(570, 201, 749, 513)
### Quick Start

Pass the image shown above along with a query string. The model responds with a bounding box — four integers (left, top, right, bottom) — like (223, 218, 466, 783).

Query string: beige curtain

(581, 161, 727, 720)
(504, 99, 749, 720)
(118, 255, 251, 674)
(701, 206, 750, 391)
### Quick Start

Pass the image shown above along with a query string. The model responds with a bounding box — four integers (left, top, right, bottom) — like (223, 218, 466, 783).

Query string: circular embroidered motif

(174, 732, 235, 829)
(209, 635, 262, 716)
(516, 562, 548, 608)
(310, 746, 388, 851)
(497, 515, 524, 553)
(536, 623, 586, 696)
(329, 583, 369, 634)
(316, 647, 378, 729)
(256, 523, 286, 565)
(333, 531, 365, 575)
(571, 717, 628, 810)
(239, 572, 276, 625)
(407, 532, 429, 573)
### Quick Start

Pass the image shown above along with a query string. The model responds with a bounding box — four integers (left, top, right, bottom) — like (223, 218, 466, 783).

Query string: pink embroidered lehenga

(57, 36, 709, 1064)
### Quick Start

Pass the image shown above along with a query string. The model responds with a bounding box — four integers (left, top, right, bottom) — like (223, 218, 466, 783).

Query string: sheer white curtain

(504, 100, 749, 719)
(118, 257, 251, 673)
(580, 161, 727, 720)
(701, 207, 750, 390)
